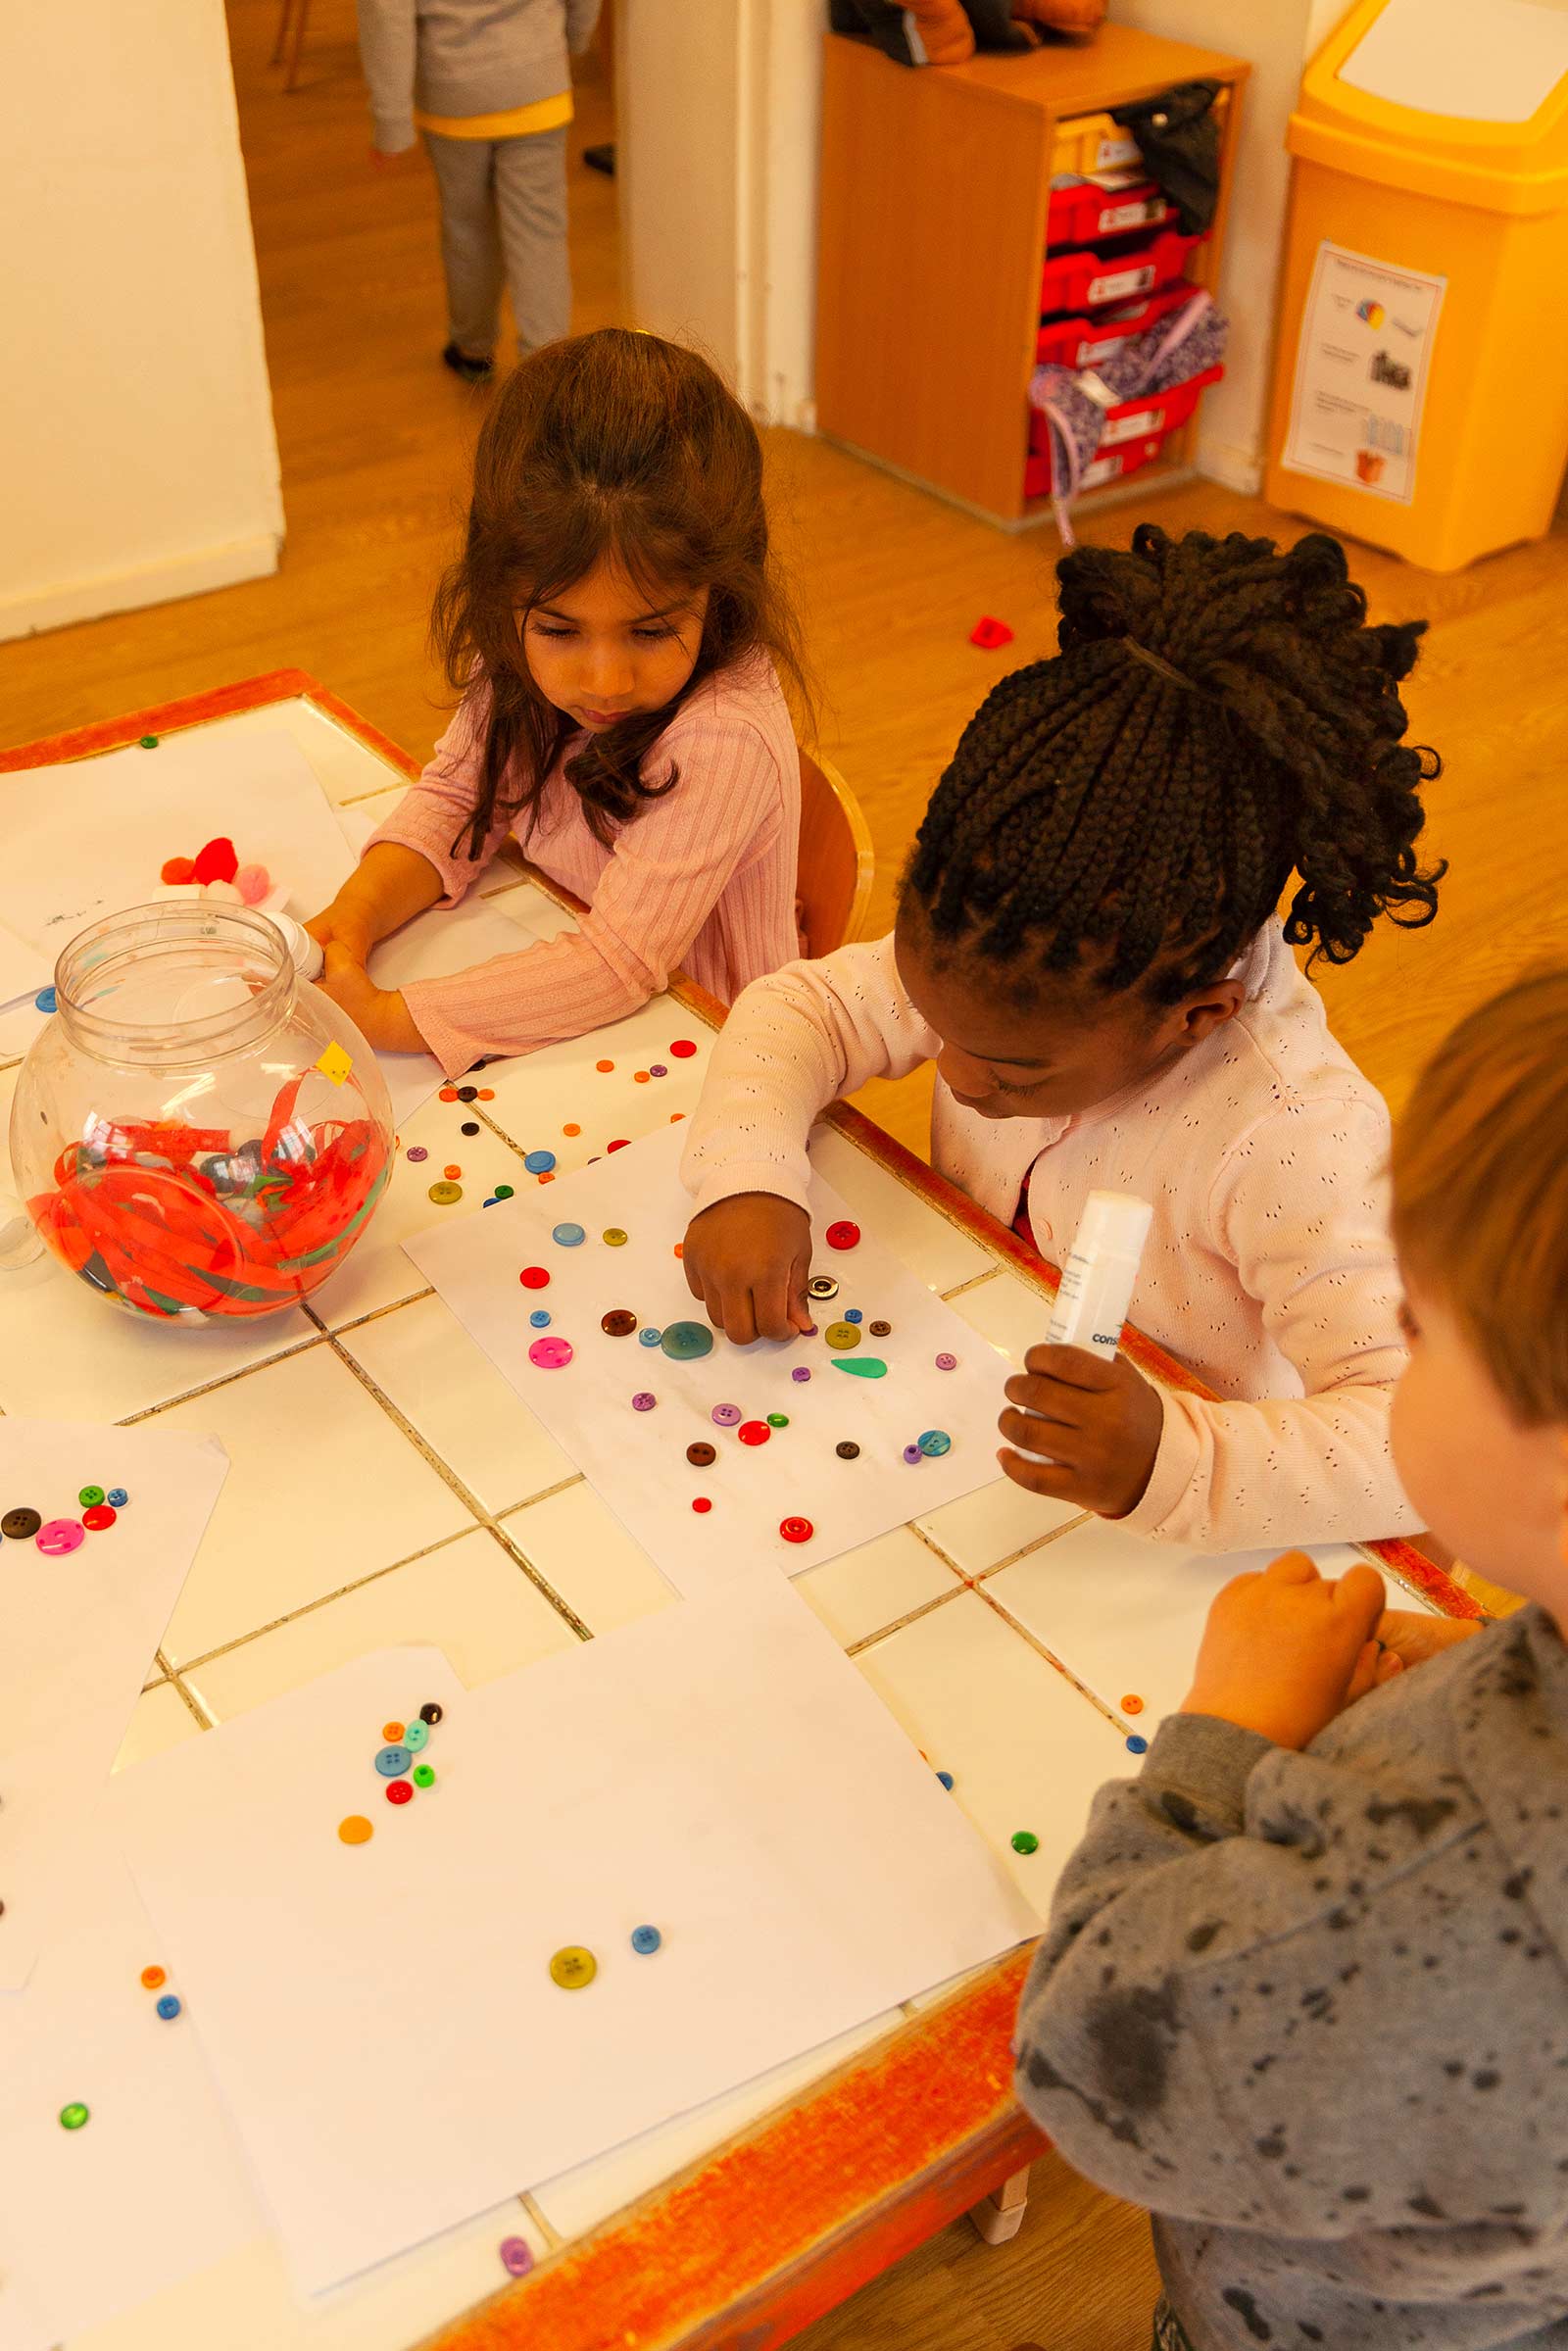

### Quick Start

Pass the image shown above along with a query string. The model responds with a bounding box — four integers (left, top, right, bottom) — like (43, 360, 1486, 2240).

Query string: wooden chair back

(797, 749, 875, 959)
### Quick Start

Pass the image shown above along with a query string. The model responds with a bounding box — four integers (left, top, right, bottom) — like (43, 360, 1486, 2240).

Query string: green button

(59, 2102, 90, 2131)
(766, 1412, 789, 1428)
(413, 1762, 435, 1788)
(1010, 1831, 1039, 1855)
(550, 1945, 597, 1989)
(138, 734, 160, 750)
(78, 1486, 106, 1507)
(493, 1184, 514, 1200)
(660, 1320, 714, 1362)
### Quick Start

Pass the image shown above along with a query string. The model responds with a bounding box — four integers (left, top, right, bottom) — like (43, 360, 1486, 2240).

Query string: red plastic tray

(1039, 228, 1203, 320)
(1024, 413, 1187, 503)
(1045, 177, 1173, 249)
(1028, 362, 1224, 461)
(1034, 282, 1201, 370)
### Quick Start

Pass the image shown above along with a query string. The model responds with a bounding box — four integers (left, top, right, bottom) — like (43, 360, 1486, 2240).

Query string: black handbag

(1110, 79, 1223, 236)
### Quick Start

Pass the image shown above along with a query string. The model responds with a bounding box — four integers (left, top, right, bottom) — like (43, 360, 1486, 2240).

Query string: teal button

(660, 1321, 714, 1362)
(404, 1719, 428, 1751)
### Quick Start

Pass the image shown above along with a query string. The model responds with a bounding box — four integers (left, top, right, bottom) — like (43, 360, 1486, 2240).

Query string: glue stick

(1010, 1190, 1152, 1463)
(267, 911, 325, 984)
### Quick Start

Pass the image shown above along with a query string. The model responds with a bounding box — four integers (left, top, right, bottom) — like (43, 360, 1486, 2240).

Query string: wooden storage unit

(815, 24, 1248, 528)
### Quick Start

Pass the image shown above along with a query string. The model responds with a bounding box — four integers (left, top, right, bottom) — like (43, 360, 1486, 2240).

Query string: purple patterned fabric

(1029, 289, 1229, 542)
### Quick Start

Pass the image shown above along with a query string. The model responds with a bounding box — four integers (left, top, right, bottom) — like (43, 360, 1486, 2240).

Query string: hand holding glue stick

(998, 1190, 1167, 1520)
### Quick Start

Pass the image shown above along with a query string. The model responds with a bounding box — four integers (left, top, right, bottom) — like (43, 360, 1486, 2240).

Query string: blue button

(638, 1326, 662, 1347)
(34, 987, 56, 1014)
(660, 1321, 714, 1362)
(524, 1151, 557, 1174)
(916, 1429, 952, 1457)
(156, 1994, 182, 2021)
(375, 1745, 413, 1777)
(107, 1488, 128, 1507)
(529, 1308, 552, 1327)
(630, 1925, 662, 1954)
(1126, 1735, 1149, 1755)
(937, 1770, 955, 1790)
(482, 1197, 499, 1207)
(552, 1223, 585, 1248)
(404, 1719, 429, 1751)
(845, 1308, 862, 1323)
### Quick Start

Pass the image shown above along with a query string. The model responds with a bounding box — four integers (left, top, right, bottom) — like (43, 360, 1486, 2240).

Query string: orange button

(444, 1163, 462, 1180)
(439, 1088, 459, 1102)
(634, 1070, 650, 1083)
(1121, 1693, 1145, 1715)
(140, 1965, 166, 1990)
(563, 1123, 581, 1137)
(596, 1059, 613, 1073)
(338, 1815, 374, 1845)
(382, 1720, 406, 1741)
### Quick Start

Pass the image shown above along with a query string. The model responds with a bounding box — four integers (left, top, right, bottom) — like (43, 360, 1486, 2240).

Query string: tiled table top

(1, 687, 1459, 2351)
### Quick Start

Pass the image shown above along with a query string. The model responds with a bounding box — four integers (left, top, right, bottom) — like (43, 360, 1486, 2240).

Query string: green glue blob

(829, 1356, 888, 1380)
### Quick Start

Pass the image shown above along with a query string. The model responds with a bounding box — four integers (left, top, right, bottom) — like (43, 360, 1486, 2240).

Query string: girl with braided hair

(680, 525, 1446, 1551)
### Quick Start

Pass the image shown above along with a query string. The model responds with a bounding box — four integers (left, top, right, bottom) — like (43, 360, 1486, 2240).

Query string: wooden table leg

(968, 2162, 1032, 2245)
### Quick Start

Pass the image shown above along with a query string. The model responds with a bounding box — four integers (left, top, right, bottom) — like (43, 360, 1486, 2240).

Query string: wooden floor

(4, 5, 1565, 2342)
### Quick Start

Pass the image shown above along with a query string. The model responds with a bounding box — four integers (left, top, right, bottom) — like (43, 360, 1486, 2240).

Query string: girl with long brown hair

(308, 328, 808, 1073)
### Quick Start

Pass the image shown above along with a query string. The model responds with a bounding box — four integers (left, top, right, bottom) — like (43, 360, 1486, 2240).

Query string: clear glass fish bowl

(9, 903, 393, 1321)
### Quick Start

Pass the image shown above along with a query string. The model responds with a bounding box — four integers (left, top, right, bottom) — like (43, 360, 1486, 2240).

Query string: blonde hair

(1391, 968, 1568, 1424)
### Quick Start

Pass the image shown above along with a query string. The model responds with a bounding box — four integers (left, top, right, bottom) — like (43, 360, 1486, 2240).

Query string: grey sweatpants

(422, 124, 570, 359)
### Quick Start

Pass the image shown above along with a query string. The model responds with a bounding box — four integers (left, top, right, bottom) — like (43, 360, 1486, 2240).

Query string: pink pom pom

(235, 863, 270, 905)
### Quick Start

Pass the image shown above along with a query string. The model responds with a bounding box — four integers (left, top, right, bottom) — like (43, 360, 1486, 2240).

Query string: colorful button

(737, 1420, 770, 1445)
(461, 1120, 480, 1137)
(1011, 1831, 1040, 1855)
(766, 1412, 789, 1428)
(439, 1088, 459, 1102)
(428, 1181, 463, 1204)
(524, 1151, 557, 1173)
(710, 1402, 742, 1427)
(405, 1720, 429, 1750)
(937, 1771, 955, 1790)
(596, 1058, 614, 1072)
(419, 1702, 443, 1725)
(386, 1780, 414, 1805)
(603, 1227, 628, 1247)
(607, 1140, 631, 1152)
(375, 1745, 412, 1777)
(477, 1090, 496, 1102)
(81, 1504, 118, 1531)
(638, 1326, 662, 1347)
(529, 1337, 574, 1369)
(139, 734, 161, 749)
(902, 1445, 923, 1465)
(602, 1308, 638, 1337)
(630, 1925, 662, 1954)
(692, 1496, 712, 1514)
(140, 1965, 166, 1990)
(2, 1508, 41, 1540)
(78, 1486, 106, 1507)
(935, 1352, 957, 1371)
(869, 1321, 892, 1337)
(823, 1322, 860, 1350)
(494, 1184, 514, 1200)
(529, 1308, 552, 1327)
(831, 1356, 887, 1378)
(443, 1164, 462, 1180)
(36, 1519, 84, 1554)
(780, 1517, 814, 1544)
(917, 1429, 953, 1457)
(107, 1489, 128, 1508)
(634, 1069, 650, 1084)
(791, 1366, 811, 1384)
(687, 1442, 716, 1466)
(413, 1763, 435, 1787)
(406, 1145, 428, 1162)
(669, 1039, 697, 1057)
(550, 1946, 597, 1989)
(553, 1222, 585, 1248)
(338, 1814, 373, 1844)
(382, 1721, 406, 1741)
(563, 1123, 581, 1137)
(156, 1994, 182, 2021)
(519, 1266, 550, 1289)
(1126, 1735, 1149, 1755)
(59, 2103, 89, 2131)
(457, 1085, 478, 1102)
(836, 1441, 860, 1460)
(660, 1321, 714, 1361)
(500, 2235, 534, 2278)
(649, 1063, 668, 1078)
(825, 1221, 860, 1250)
(632, 1392, 658, 1411)
(34, 987, 57, 1014)
(808, 1275, 839, 1300)
(1121, 1693, 1145, 1716)
(845, 1309, 863, 1324)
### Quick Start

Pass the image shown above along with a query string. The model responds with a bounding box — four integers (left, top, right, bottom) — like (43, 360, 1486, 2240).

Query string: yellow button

(338, 1815, 374, 1846)
(824, 1320, 861, 1350)
(549, 1945, 597, 1989)
(602, 1228, 628, 1248)
(428, 1181, 463, 1205)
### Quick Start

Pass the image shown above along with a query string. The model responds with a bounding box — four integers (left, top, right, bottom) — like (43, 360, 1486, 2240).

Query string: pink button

(935, 1352, 957, 1371)
(528, 1337, 574, 1370)
(36, 1519, 85, 1555)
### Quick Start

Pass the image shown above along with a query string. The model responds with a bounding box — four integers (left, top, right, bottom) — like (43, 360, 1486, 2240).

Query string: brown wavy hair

(430, 328, 808, 859)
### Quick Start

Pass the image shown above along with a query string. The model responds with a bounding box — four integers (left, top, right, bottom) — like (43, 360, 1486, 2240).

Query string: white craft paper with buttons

(405, 1122, 1009, 1596)
(112, 1587, 1040, 2296)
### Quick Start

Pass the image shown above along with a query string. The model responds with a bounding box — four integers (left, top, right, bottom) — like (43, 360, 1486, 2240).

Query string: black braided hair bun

(906, 524, 1445, 1001)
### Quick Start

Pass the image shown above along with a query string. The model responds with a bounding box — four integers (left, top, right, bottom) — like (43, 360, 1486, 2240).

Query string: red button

(737, 1421, 770, 1446)
(825, 1221, 860, 1250)
(669, 1040, 697, 1057)
(385, 1780, 414, 1805)
(518, 1267, 550, 1290)
(608, 1139, 630, 1152)
(692, 1496, 712, 1514)
(780, 1516, 814, 1543)
(81, 1504, 118, 1531)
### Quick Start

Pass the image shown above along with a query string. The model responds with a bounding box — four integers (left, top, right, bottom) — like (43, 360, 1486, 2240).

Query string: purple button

(710, 1402, 742, 1428)
(649, 1063, 668, 1077)
(36, 1518, 85, 1555)
(405, 1146, 428, 1163)
(902, 1445, 923, 1465)
(528, 1337, 574, 1370)
(791, 1366, 811, 1384)
(632, 1391, 657, 1411)
(499, 2234, 534, 2278)
(935, 1351, 957, 1371)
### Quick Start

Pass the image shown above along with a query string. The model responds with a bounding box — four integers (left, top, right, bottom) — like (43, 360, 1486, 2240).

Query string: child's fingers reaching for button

(682, 1195, 813, 1344)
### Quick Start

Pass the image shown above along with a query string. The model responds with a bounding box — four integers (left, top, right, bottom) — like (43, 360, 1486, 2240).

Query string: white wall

(0, 7, 283, 643)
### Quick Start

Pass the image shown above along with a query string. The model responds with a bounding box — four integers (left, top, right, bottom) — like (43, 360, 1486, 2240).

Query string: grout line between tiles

(971, 1511, 1094, 1580)
(487, 1518, 594, 1642)
(845, 1581, 966, 1657)
(519, 2191, 564, 2252)
(306, 1282, 436, 1339)
(116, 1328, 328, 1423)
(906, 1521, 968, 1580)
(325, 1332, 495, 1525)
(938, 1269, 1001, 1304)
(971, 1580, 1132, 1738)
(169, 1674, 213, 1731)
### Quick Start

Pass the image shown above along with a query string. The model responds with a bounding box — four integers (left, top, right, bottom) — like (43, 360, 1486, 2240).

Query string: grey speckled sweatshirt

(1015, 1605, 1568, 2349)
(356, 0, 601, 154)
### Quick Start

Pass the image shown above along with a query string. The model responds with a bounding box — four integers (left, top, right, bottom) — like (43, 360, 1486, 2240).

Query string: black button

(461, 1120, 479, 1136)
(686, 1441, 716, 1466)
(457, 1085, 478, 1102)
(2, 1508, 41, 1541)
(835, 1442, 860, 1460)
(418, 1701, 443, 1726)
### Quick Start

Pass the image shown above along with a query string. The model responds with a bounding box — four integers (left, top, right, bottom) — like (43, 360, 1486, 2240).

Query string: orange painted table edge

(2, 672, 1481, 2351)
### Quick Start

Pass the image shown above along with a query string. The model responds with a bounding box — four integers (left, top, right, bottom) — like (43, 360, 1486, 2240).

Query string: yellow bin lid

(1290, 0, 1568, 214)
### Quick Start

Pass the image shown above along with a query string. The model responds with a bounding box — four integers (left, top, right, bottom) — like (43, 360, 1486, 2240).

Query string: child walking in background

(308, 329, 807, 1073)
(356, 0, 600, 379)
(681, 527, 1446, 1551)
(1015, 969, 1568, 2351)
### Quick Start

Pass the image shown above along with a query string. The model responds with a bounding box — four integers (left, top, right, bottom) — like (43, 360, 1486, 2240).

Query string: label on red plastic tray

(1102, 405, 1160, 444)
(1081, 450, 1129, 489)
(1097, 197, 1162, 235)
(1087, 262, 1155, 304)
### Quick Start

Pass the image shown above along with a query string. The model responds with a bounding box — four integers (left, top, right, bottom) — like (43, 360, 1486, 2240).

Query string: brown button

(686, 1441, 716, 1466)
(868, 1320, 892, 1337)
(836, 1441, 860, 1460)
(2, 1508, 41, 1541)
(601, 1309, 638, 1337)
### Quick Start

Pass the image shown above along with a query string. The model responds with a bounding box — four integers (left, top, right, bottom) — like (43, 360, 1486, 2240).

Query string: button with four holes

(550, 1945, 597, 1989)
(825, 1221, 860, 1250)
(630, 1925, 662, 1955)
(602, 1308, 638, 1337)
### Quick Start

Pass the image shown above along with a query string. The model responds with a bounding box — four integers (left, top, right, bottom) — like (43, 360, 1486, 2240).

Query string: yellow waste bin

(1266, 0, 1568, 571)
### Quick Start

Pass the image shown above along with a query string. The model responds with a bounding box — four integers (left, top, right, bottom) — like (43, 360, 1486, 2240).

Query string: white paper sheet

(0, 1419, 229, 1986)
(406, 1123, 1004, 1596)
(114, 1586, 1039, 2295)
(0, 921, 48, 1010)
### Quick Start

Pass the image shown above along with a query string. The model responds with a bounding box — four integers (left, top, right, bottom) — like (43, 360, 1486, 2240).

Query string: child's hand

(306, 898, 376, 967)
(1372, 1609, 1485, 1671)
(1182, 1550, 1388, 1749)
(998, 1345, 1164, 1519)
(681, 1195, 814, 1345)
(316, 945, 426, 1053)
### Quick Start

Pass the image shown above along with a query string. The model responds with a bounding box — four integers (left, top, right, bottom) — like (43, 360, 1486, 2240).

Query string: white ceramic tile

(500, 1483, 676, 1634)
(477, 994, 713, 1164)
(112, 1681, 205, 1775)
(305, 1091, 531, 1328)
(990, 1521, 1367, 1734)
(808, 1125, 997, 1296)
(218, 697, 411, 809)
(915, 1478, 1086, 1577)
(72, 2199, 545, 2351)
(337, 1295, 573, 1512)
(854, 1591, 1126, 1903)
(945, 1265, 1057, 1368)
(530, 2013, 899, 2240)
(186, 1527, 579, 1721)
(0, 1063, 318, 1419)
(149, 1345, 473, 1665)
(793, 1526, 959, 1648)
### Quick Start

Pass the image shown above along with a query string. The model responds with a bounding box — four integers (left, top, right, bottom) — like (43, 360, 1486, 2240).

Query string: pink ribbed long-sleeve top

(681, 923, 1418, 1554)
(368, 654, 801, 1075)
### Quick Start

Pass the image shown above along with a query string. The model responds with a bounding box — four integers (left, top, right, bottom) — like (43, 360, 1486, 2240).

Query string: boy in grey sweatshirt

(357, 0, 601, 377)
(1015, 968, 1568, 2350)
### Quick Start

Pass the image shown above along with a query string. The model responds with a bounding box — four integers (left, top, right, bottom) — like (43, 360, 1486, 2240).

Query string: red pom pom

(160, 857, 197, 885)
(192, 837, 239, 886)
(969, 616, 1014, 650)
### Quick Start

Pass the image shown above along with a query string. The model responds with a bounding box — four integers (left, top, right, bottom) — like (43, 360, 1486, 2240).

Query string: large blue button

(552, 1222, 585, 1248)
(660, 1321, 714, 1361)
(374, 1745, 413, 1777)
(524, 1151, 557, 1174)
